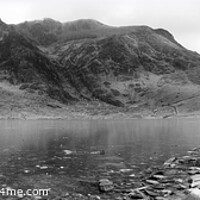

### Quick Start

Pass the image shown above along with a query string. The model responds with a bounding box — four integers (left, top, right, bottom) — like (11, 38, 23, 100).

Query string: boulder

(99, 179, 114, 192)
(185, 188, 200, 200)
(163, 157, 177, 167)
(190, 174, 200, 188)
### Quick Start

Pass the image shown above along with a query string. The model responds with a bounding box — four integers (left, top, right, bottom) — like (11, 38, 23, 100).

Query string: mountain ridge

(1, 18, 200, 118)
(16, 18, 178, 46)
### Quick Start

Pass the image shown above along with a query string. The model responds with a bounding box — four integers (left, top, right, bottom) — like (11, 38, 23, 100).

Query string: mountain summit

(1, 18, 200, 118)
(63, 19, 107, 30)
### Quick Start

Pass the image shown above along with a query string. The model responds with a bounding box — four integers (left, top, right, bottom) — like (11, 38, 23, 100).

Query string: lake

(0, 118, 200, 198)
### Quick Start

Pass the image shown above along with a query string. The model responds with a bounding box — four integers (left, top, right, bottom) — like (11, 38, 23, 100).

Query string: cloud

(0, 0, 32, 23)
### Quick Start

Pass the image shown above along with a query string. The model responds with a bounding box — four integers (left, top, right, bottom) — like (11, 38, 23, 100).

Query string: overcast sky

(0, 0, 199, 53)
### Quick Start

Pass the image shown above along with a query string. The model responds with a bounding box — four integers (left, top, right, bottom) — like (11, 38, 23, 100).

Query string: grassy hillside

(0, 18, 200, 118)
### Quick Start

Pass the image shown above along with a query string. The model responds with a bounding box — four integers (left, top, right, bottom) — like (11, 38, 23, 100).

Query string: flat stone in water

(63, 150, 73, 155)
(88, 194, 101, 200)
(128, 191, 144, 199)
(153, 174, 166, 180)
(120, 169, 133, 173)
(163, 157, 177, 167)
(146, 179, 159, 185)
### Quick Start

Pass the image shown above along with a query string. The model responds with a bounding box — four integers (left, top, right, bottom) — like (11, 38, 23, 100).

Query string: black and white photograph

(0, 0, 200, 199)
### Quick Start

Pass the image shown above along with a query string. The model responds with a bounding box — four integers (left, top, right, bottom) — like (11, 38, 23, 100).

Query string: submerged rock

(36, 165, 48, 169)
(145, 179, 159, 185)
(90, 150, 105, 155)
(120, 169, 133, 173)
(88, 194, 101, 200)
(0, 174, 7, 183)
(63, 150, 74, 155)
(24, 169, 31, 174)
(99, 179, 114, 192)
(128, 191, 144, 199)
(152, 174, 166, 180)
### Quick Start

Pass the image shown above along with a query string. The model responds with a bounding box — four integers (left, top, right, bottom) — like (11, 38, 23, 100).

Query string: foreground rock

(3, 143, 200, 200)
(95, 146, 200, 200)
(55, 147, 200, 199)
(62, 146, 200, 200)
(124, 146, 200, 200)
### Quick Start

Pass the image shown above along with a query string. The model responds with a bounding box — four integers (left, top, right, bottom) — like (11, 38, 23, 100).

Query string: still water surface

(1, 119, 200, 166)
(0, 118, 200, 193)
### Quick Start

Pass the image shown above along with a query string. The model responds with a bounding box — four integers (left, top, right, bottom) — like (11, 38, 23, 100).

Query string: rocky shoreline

(1, 99, 200, 120)
(2, 144, 200, 200)
(0, 111, 200, 120)
(53, 146, 200, 200)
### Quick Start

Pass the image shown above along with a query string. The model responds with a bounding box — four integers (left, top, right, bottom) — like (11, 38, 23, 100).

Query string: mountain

(1, 18, 200, 118)
(0, 19, 81, 118)
(49, 25, 200, 111)
(0, 21, 77, 100)
(16, 18, 108, 45)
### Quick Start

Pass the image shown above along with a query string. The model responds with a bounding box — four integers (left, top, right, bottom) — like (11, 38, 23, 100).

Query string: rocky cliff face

(1, 18, 200, 117)
(0, 20, 77, 103)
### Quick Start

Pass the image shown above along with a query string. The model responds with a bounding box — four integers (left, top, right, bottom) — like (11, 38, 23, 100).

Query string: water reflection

(0, 118, 200, 168)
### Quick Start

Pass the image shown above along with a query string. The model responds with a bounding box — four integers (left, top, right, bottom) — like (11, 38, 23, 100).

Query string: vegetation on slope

(1, 18, 200, 118)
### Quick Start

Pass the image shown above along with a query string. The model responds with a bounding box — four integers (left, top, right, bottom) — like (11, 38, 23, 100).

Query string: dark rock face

(1, 18, 200, 109)
(16, 18, 63, 45)
(50, 26, 200, 107)
(0, 23, 76, 103)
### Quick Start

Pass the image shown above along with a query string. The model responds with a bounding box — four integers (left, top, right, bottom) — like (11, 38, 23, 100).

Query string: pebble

(161, 189, 173, 196)
(63, 150, 73, 155)
(37, 165, 48, 169)
(7, 145, 200, 200)
(120, 169, 133, 173)
(153, 175, 166, 179)
(88, 194, 101, 199)
(24, 169, 31, 174)
(146, 179, 159, 185)
(163, 157, 177, 166)
(128, 191, 144, 199)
